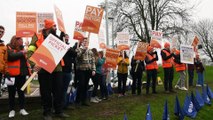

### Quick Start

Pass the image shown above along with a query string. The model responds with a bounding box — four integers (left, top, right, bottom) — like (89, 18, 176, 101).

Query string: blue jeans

(63, 72, 72, 108)
(197, 72, 204, 85)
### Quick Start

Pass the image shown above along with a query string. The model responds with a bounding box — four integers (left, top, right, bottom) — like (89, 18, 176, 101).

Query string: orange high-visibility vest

(162, 50, 173, 68)
(36, 33, 44, 47)
(146, 54, 158, 70)
(174, 51, 186, 72)
(7, 46, 31, 76)
(175, 62, 186, 72)
(7, 59, 20, 76)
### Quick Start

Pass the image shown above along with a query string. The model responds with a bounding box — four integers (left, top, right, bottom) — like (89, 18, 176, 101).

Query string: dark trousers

(100, 75, 108, 98)
(117, 73, 128, 95)
(38, 72, 63, 115)
(75, 70, 91, 104)
(146, 69, 157, 94)
(73, 68, 78, 88)
(188, 69, 194, 86)
(91, 73, 101, 97)
(0, 73, 2, 95)
(163, 67, 174, 91)
(62, 72, 72, 108)
(8, 75, 26, 110)
(132, 71, 143, 95)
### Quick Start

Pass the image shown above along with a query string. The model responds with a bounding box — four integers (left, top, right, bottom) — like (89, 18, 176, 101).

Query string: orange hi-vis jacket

(0, 43, 8, 74)
(146, 54, 158, 70)
(174, 50, 186, 72)
(174, 62, 186, 72)
(35, 33, 44, 47)
(7, 46, 31, 76)
(162, 50, 173, 68)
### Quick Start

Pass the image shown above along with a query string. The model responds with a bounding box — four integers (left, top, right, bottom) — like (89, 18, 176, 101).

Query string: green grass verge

(0, 66, 213, 120)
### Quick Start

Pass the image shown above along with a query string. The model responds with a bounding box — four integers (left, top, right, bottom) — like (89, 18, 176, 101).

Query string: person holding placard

(75, 37, 96, 106)
(145, 46, 158, 94)
(100, 54, 109, 100)
(0, 25, 10, 97)
(27, 19, 69, 119)
(195, 55, 205, 87)
(130, 55, 145, 95)
(161, 42, 176, 93)
(117, 51, 130, 97)
(90, 48, 101, 103)
(6, 36, 30, 118)
(62, 34, 76, 109)
(174, 50, 187, 91)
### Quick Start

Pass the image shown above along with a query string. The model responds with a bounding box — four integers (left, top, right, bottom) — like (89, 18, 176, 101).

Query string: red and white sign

(191, 36, 199, 48)
(105, 48, 120, 69)
(29, 34, 70, 73)
(150, 30, 163, 48)
(54, 5, 66, 33)
(98, 22, 106, 49)
(116, 32, 130, 50)
(16, 12, 37, 37)
(73, 21, 86, 41)
(134, 42, 149, 60)
(82, 5, 104, 34)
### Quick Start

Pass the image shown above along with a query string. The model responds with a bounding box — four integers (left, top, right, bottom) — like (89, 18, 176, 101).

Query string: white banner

(180, 45, 194, 64)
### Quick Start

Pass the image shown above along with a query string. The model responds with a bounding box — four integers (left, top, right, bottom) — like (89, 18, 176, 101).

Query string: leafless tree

(191, 19, 213, 62)
(107, 0, 194, 43)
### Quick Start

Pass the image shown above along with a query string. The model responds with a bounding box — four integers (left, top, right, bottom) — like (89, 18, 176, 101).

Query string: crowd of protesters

(0, 20, 206, 120)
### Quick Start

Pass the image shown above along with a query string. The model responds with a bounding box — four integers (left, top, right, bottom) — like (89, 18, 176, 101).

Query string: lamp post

(108, 16, 115, 81)
(108, 16, 114, 48)
(105, 0, 109, 46)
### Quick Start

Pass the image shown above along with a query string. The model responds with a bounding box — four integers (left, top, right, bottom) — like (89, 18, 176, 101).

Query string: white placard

(180, 45, 194, 64)
(29, 34, 70, 73)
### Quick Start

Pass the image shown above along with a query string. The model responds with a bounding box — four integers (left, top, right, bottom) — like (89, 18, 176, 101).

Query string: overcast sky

(0, 0, 213, 48)
(0, 0, 102, 47)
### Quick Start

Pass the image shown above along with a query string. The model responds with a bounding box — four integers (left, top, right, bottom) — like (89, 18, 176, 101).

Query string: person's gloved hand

(5, 72, 11, 80)
(61, 31, 65, 37)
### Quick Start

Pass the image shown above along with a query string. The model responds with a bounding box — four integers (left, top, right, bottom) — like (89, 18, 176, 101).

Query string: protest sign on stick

(82, 5, 104, 34)
(21, 34, 70, 91)
(16, 12, 37, 37)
